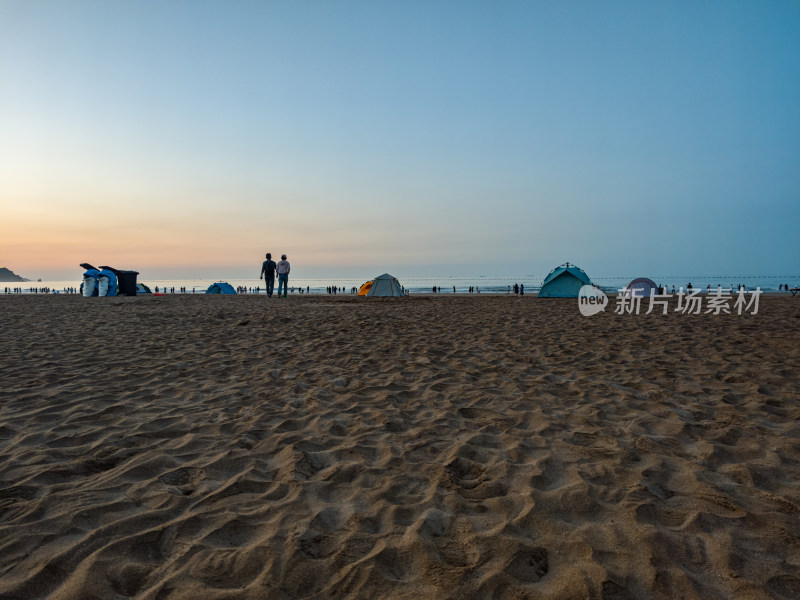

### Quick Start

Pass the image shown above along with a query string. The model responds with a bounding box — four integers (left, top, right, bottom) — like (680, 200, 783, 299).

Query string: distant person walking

(276, 254, 291, 298)
(260, 252, 277, 297)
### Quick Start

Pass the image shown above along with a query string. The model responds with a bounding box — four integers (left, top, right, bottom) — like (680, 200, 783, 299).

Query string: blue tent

(206, 282, 237, 295)
(539, 263, 592, 298)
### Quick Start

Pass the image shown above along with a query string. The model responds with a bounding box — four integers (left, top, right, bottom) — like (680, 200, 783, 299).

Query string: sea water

(4, 275, 797, 295)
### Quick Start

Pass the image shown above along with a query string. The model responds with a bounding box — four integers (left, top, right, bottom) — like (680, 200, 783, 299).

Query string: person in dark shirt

(260, 252, 277, 297)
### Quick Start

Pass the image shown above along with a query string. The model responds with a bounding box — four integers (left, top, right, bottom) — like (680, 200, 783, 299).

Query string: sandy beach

(1, 294, 799, 599)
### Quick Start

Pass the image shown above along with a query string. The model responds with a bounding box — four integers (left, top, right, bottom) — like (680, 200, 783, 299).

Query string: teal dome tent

(206, 282, 237, 294)
(538, 263, 592, 298)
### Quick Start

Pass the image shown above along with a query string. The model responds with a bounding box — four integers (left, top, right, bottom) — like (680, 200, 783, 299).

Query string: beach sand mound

(1, 294, 799, 599)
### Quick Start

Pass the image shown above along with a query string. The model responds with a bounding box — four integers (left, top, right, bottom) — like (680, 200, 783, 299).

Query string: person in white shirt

(276, 254, 291, 298)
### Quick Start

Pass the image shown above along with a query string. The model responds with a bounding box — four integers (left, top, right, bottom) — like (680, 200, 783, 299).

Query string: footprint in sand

(507, 546, 549, 583)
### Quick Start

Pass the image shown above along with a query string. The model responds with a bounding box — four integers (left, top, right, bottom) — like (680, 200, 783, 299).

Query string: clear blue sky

(1, 0, 798, 280)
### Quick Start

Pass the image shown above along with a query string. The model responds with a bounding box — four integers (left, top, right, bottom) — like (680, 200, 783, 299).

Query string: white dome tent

(625, 277, 658, 298)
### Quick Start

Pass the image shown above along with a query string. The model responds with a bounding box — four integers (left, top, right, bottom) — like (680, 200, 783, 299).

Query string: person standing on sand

(276, 254, 291, 298)
(260, 252, 277, 297)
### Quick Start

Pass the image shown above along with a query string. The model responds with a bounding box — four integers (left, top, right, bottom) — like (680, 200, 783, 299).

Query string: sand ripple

(1, 294, 799, 599)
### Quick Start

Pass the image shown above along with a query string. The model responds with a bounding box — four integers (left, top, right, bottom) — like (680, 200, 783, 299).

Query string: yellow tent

(357, 281, 373, 296)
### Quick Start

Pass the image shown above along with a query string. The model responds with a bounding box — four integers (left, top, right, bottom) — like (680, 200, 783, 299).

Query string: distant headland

(0, 268, 30, 282)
